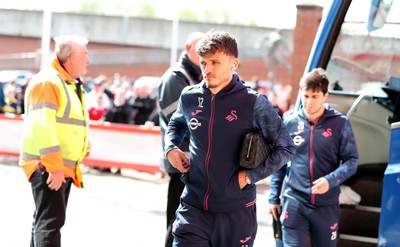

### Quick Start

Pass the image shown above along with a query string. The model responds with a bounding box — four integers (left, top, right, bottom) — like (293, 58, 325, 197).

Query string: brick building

(0, 3, 323, 105)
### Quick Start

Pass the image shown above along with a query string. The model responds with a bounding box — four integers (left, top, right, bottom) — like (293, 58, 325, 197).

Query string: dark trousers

(165, 172, 185, 247)
(173, 201, 257, 247)
(30, 167, 72, 247)
(281, 197, 340, 247)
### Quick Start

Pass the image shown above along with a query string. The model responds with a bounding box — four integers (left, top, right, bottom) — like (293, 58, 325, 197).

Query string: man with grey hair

(19, 35, 91, 247)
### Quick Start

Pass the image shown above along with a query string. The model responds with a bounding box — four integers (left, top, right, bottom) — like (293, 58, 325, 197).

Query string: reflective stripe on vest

(21, 69, 88, 167)
(56, 75, 87, 127)
(21, 152, 78, 167)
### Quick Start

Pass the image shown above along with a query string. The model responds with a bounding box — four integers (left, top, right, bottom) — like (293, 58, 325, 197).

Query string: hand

(269, 204, 281, 221)
(238, 170, 248, 189)
(166, 148, 189, 173)
(311, 177, 329, 194)
(47, 170, 66, 191)
(85, 141, 91, 157)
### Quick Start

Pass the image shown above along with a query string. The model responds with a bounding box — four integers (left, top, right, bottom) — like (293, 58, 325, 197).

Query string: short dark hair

(195, 30, 238, 58)
(299, 68, 329, 94)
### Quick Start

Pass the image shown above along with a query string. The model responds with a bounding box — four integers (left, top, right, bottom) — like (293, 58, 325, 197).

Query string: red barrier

(0, 114, 164, 174)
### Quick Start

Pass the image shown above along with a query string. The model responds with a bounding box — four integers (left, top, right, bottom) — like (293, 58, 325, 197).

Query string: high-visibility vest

(19, 59, 89, 188)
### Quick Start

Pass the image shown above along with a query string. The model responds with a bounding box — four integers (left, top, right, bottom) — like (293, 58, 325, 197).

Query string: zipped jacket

(269, 105, 358, 206)
(19, 56, 90, 188)
(158, 51, 202, 173)
(165, 73, 295, 212)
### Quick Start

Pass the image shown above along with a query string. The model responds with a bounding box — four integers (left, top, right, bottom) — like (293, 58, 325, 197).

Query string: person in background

(251, 75, 263, 93)
(0, 81, 4, 110)
(157, 31, 205, 247)
(267, 90, 283, 118)
(81, 72, 94, 93)
(105, 80, 132, 124)
(130, 80, 157, 125)
(19, 35, 91, 247)
(85, 74, 112, 112)
(1, 83, 22, 115)
(15, 85, 25, 114)
(164, 30, 295, 247)
(88, 94, 108, 122)
(269, 68, 358, 247)
(111, 72, 122, 91)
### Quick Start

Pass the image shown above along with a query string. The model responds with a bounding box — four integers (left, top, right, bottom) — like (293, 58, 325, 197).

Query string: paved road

(1, 156, 276, 247)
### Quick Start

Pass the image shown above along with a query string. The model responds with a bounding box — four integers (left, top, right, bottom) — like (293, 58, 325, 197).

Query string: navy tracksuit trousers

(280, 197, 340, 247)
(172, 200, 257, 247)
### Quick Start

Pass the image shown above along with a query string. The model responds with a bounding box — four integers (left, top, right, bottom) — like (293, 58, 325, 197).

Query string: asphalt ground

(1, 156, 276, 247)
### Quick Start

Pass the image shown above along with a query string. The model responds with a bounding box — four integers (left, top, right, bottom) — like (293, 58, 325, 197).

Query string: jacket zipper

(203, 94, 215, 211)
(309, 117, 320, 205)
(310, 123, 315, 205)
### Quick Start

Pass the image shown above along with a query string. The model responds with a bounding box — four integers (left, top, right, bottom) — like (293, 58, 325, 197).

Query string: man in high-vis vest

(19, 35, 91, 247)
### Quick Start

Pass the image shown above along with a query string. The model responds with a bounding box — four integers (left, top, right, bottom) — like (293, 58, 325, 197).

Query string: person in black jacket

(157, 31, 205, 247)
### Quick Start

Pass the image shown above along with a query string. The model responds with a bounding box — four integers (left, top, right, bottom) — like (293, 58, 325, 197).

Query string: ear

(231, 58, 239, 70)
(69, 52, 76, 65)
(323, 92, 329, 102)
(184, 43, 191, 52)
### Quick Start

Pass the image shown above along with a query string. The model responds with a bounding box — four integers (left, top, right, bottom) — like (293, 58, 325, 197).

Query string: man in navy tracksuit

(164, 30, 295, 247)
(269, 68, 359, 247)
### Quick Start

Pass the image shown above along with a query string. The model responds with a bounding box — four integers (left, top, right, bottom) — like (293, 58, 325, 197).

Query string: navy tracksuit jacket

(269, 105, 358, 207)
(269, 105, 358, 246)
(165, 73, 295, 213)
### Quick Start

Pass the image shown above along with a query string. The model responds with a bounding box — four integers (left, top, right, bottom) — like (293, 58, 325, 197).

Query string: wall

(0, 8, 297, 83)
(290, 3, 323, 104)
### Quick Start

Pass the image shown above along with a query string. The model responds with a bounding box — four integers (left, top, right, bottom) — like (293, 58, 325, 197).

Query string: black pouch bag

(239, 132, 271, 169)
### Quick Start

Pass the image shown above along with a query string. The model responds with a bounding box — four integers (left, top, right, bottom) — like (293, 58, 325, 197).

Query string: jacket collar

(179, 51, 202, 82)
(49, 55, 75, 83)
